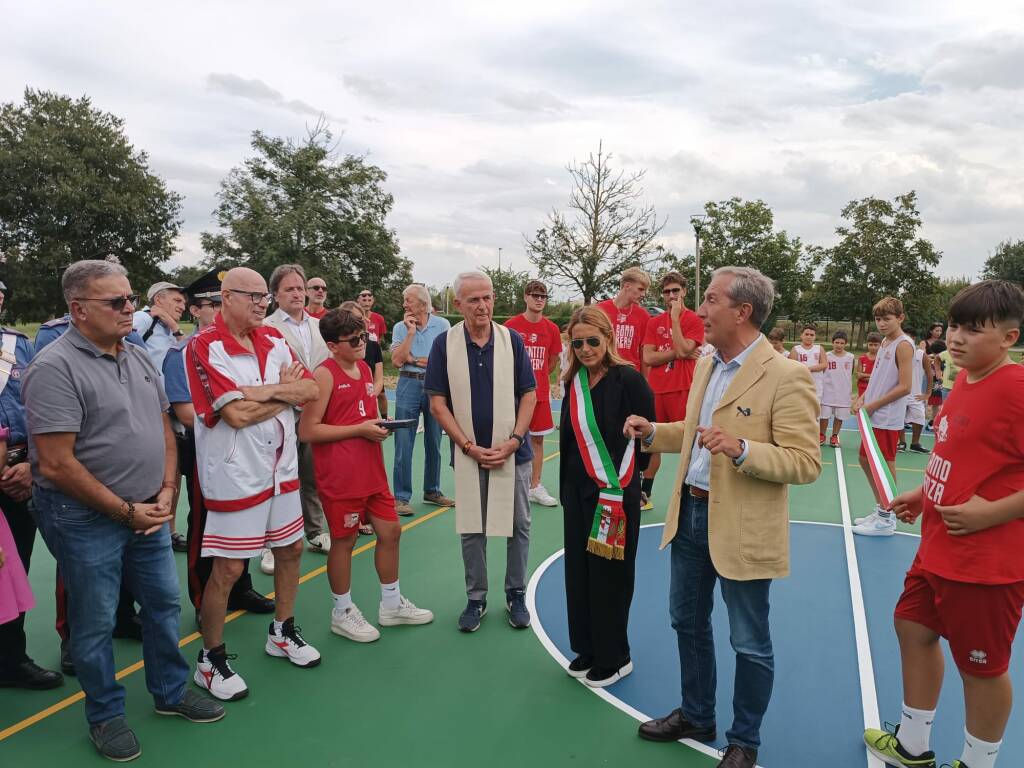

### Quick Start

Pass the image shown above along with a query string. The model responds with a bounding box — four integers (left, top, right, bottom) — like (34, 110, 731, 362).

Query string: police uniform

(0, 322, 63, 688)
(35, 315, 146, 353)
(169, 269, 273, 620)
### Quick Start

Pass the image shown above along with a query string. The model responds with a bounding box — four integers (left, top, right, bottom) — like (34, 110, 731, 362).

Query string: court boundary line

(834, 445, 884, 768)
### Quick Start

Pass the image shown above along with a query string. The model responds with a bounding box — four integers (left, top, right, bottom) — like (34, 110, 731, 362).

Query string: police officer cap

(185, 268, 225, 305)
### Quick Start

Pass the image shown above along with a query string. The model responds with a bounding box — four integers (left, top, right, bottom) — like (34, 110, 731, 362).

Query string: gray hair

(712, 266, 776, 329)
(402, 283, 432, 311)
(269, 264, 307, 296)
(453, 270, 492, 299)
(62, 260, 128, 307)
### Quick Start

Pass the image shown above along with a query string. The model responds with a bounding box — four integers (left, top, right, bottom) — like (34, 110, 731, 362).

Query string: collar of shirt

(282, 312, 309, 327)
(463, 323, 495, 351)
(710, 333, 762, 372)
(65, 322, 125, 359)
(212, 312, 274, 358)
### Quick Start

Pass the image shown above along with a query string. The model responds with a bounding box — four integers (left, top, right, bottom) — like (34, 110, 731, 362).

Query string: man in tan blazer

(264, 264, 331, 564)
(624, 266, 820, 768)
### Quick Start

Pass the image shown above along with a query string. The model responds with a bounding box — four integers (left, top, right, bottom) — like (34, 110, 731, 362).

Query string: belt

(399, 370, 426, 380)
(6, 443, 27, 467)
(684, 484, 709, 499)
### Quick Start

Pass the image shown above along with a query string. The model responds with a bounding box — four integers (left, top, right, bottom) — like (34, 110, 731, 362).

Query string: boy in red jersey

(862, 280, 1024, 768)
(298, 308, 433, 643)
(597, 266, 651, 372)
(856, 332, 882, 397)
(505, 280, 562, 507)
(639, 271, 703, 509)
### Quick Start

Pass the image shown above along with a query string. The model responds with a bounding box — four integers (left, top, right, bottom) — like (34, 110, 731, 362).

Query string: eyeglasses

(336, 332, 368, 348)
(225, 289, 272, 305)
(571, 336, 602, 349)
(195, 300, 221, 310)
(74, 294, 139, 312)
(308, 285, 327, 292)
(662, 288, 682, 295)
(527, 293, 549, 300)
(358, 293, 372, 298)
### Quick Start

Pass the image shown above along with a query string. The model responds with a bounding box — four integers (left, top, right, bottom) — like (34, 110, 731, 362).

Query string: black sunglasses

(527, 293, 549, 300)
(308, 285, 327, 291)
(75, 294, 139, 312)
(662, 287, 682, 295)
(336, 332, 368, 348)
(571, 336, 602, 349)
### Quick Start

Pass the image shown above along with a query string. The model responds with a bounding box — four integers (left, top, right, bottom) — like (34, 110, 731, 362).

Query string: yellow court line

(0, 450, 560, 743)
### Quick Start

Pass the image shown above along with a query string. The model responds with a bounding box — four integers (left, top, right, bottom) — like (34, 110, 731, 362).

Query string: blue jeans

(33, 485, 189, 726)
(392, 375, 442, 503)
(670, 494, 774, 750)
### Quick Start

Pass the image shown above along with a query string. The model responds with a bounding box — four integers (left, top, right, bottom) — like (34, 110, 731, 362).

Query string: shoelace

(208, 652, 239, 679)
(282, 622, 308, 647)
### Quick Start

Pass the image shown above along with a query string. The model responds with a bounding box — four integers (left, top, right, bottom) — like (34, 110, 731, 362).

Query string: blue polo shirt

(162, 336, 193, 404)
(0, 330, 34, 445)
(390, 314, 450, 373)
(424, 324, 536, 465)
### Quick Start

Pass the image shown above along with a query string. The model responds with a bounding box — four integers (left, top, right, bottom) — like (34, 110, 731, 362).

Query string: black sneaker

(506, 588, 531, 629)
(909, 444, 929, 454)
(897, 442, 908, 452)
(170, 532, 188, 553)
(567, 655, 593, 678)
(458, 600, 487, 632)
(89, 716, 141, 762)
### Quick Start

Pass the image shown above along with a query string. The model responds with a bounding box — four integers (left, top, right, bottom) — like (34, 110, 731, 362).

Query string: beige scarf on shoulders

(446, 321, 516, 537)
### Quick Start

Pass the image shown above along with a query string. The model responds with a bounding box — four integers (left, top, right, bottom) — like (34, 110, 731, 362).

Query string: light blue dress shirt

(390, 313, 451, 373)
(683, 336, 762, 491)
(132, 309, 176, 375)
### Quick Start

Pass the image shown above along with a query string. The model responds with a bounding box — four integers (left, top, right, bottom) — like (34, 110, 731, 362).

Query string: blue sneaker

(506, 589, 531, 629)
(458, 600, 487, 632)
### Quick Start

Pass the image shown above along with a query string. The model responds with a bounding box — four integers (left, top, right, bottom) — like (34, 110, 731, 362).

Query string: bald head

(220, 267, 271, 333)
(221, 267, 266, 292)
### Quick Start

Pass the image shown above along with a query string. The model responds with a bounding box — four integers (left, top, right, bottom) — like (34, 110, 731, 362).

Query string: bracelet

(461, 439, 474, 455)
(119, 500, 136, 528)
(510, 433, 525, 447)
(161, 481, 178, 490)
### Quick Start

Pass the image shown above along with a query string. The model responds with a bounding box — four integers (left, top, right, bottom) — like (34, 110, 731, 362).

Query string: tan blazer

(263, 308, 330, 372)
(645, 336, 821, 580)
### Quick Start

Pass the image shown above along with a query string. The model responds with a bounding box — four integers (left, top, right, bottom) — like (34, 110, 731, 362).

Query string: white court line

(835, 445, 884, 768)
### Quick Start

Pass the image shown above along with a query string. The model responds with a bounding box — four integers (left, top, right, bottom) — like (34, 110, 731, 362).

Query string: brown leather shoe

(637, 709, 716, 742)
(717, 745, 757, 768)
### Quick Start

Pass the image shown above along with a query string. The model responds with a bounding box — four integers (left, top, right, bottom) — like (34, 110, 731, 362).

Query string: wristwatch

(510, 432, 526, 447)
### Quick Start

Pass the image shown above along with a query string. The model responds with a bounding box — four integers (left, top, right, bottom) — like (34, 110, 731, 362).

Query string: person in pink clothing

(0, 427, 35, 628)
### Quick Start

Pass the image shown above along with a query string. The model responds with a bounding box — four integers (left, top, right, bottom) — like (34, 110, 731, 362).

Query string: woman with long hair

(559, 305, 654, 687)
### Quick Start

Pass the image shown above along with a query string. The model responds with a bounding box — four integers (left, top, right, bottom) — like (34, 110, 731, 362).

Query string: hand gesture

(851, 395, 864, 414)
(0, 462, 32, 500)
(149, 307, 179, 333)
(360, 420, 390, 442)
(887, 486, 923, 523)
(279, 362, 305, 384)
(623, 415, 654, 440)
(670, 299, 683, 321)
(696, 425, 743, 459)
(937, 494, 1007, 536)
(129, 501, 174, 536)
(403, 312, 418, 333)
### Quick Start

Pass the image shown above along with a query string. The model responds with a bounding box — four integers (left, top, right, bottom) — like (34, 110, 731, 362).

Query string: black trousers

(0, 493, 37, 669)
(562, 480, 642, 670)
(179, 434, 252, 609)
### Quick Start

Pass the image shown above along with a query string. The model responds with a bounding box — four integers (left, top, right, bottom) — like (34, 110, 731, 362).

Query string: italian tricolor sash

(569, 367, 636, 560)
(857, 409, 897, 506)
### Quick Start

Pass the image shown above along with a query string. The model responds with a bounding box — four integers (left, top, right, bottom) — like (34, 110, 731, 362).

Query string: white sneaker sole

(566, 665, 591, 679)
(529, 495, 558, 507)
(192, 669, 248, 701)
(458, 605, 487, 632)
(864, 743, 918, 768)
(330, 623, 381, 642)
(379, 611, 434, 627)
(264, 640, 322, 667)
(584, 661, 634, 688)
(852, 526, 895, 537)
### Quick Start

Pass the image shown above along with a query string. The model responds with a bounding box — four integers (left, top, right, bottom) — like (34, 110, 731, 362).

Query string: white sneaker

(853, 513, 896, 537)
(379, 596, 434, 626)
(194, 648, 248, 701)
(259, 548, 275, 575)
(528, 483, 558, 507)
(853, 507, 883, 526)
(265, 618, 321, 667)
(330, 605, 381, 642)
(307, 533, 331, 553)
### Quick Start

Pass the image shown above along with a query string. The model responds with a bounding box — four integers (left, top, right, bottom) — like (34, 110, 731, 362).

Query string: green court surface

(0, 427, 930, 767)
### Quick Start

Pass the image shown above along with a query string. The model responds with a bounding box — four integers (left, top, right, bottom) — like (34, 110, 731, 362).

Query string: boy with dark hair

(298, 308, 433, 643)
(857, 332, 883, 398)
(790, 323, 826, 443)
(863, 280, 1024, 768)
(820, 330, 854, 447)
(853, 297, 915, 536)
(767, 326, 787, 356)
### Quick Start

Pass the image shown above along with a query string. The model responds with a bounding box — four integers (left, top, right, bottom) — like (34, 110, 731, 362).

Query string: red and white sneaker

(194, 645, 248, 701)
(829, 435, 840, 447)
(818, 433, 826, 446)
(265, 618, 321, 668)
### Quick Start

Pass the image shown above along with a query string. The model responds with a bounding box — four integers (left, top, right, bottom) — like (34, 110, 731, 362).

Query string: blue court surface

(529, 523, 1024, 768)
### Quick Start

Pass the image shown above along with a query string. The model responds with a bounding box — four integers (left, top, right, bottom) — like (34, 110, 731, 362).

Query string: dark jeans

(670, 493, 774, 750)
(33, 485, 189, 726)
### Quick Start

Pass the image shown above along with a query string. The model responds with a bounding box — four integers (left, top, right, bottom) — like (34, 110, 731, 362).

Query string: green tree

(811, 191, 942, 344)
(0, 89, 182, 321)
(481, 265, 530, 316)
(524, 142, 666, 304)
(201, 121, 412, 322)
(666, 197, 814, 320)
(981, 239, 1024, 285)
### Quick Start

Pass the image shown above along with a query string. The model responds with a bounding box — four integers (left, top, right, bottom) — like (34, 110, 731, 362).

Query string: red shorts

(858, 427, 900, 461)
(655, 391, 688, 423)
(894, 565, 1024, 677)
(529, 398, 555, 436)
(323, 490, 398, 538)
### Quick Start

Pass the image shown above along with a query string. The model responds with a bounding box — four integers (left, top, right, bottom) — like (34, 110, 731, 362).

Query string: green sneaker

(864, 725, 936, 767)
(940, 763, 967, 768)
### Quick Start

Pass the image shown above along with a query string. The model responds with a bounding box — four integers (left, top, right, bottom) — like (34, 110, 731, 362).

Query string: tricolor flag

(857, 409, 897, 506)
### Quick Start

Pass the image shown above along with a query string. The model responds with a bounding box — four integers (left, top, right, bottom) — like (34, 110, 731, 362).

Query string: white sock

(897, 703, 935, 756)
(878, 508, 893, 519)
(381, 580, 400, 610)
(272, 619, 288, 636)
(961, 728, 1001, 768)
(332, 591, 353, 613)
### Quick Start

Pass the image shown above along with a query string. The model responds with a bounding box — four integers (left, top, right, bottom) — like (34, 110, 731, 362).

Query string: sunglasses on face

(336, 332, 368, 347)
(225, 289, 272, 305)
(571, 336, 602, 349)
(527, 293, 549, 300)
(662, 288, 682, 295)
(358, 293, 372, 299)
(309, 286, 327, 292)
(75, 294, 139, 312)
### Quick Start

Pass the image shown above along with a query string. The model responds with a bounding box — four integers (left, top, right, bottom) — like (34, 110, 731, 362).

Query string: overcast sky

(5, 1, 1023, 293)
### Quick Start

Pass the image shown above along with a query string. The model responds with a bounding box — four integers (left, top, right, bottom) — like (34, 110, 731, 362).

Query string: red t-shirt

(856, 354, 875, 396)
(914, 364, 1024, 584)
(367, 311, 387, 343)
(504, 314, 561, 401)
(311, 359, 389, 501)
(642, 309, 704, 394)
(596, 300, 649, 368)
(307, 307, 327, 319)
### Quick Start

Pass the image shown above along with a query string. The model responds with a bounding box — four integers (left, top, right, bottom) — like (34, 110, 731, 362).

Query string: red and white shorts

(201, 491, 303, 559)
(895, 565, 1024, 677)
(655, 391, 688, 423)
(323, 490, 399, 539)
(859, 427, 900, 461)
(528, 398, 555, 436)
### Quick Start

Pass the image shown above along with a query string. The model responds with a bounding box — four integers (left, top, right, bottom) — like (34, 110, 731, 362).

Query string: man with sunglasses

(26, 259, 225, 761)
(357, 288, 388, 344)
(505, 280, 561, 507)
(162, 269, 274, 626)
(306, 278, 328, 319)
(640, 272, 704, 510)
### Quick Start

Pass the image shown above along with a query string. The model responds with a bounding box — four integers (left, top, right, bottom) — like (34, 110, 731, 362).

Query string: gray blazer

(263, 308, 330, 372)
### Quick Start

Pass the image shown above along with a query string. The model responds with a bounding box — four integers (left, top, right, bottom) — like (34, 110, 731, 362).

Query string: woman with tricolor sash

(559, 306, 654, 688)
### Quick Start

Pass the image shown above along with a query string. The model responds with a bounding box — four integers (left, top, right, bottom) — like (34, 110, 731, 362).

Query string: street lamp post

(690, 214, 708, 304)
